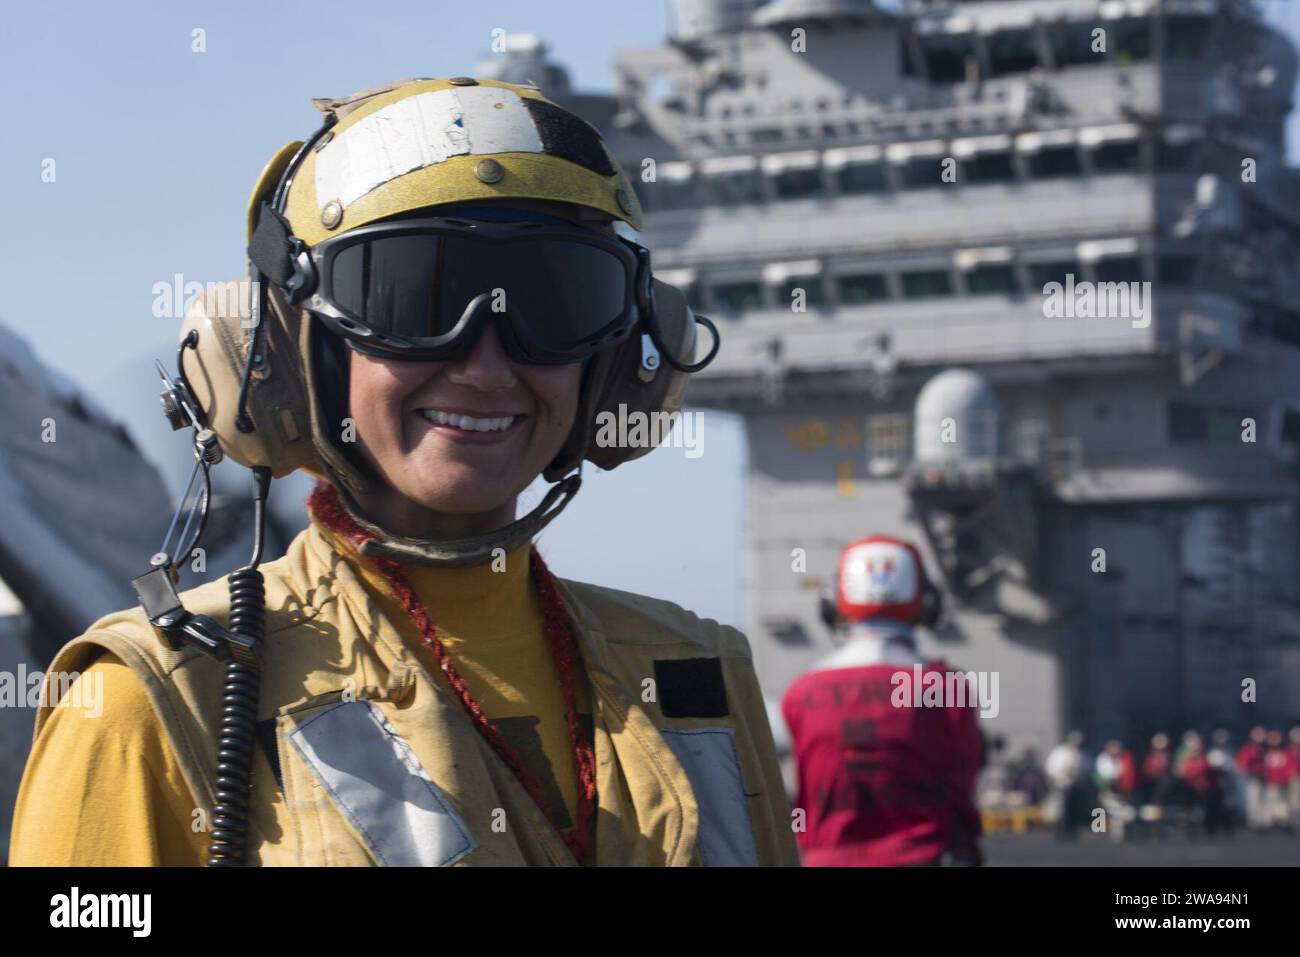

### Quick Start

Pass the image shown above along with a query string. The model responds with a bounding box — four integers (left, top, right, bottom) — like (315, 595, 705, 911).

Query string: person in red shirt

(1236, 726, 1269, 830)
(1263, 729, 1298, 830)
(1094, 739, 1139, 841)
(1119, 749, 1139, 795)
(1288, 727, 1300, 831)
(781, 536, 983, 866)
(1097, 739, 1139, 797)
(1177, 732, 1213, 795)
(1142, 732, 1173, 806)
(1176, 731, 1233, 835)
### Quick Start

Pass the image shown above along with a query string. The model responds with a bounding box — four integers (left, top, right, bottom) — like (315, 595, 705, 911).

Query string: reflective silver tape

(660, 727, 759, 867)
(287, 700, 476, 866)
(315, 86, 545, 207)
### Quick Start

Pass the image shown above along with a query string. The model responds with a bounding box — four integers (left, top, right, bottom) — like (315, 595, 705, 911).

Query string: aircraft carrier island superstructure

(479, 0, 1300, 753)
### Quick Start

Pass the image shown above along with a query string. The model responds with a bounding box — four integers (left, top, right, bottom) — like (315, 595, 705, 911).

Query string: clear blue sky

(2, 0, 1298, 631)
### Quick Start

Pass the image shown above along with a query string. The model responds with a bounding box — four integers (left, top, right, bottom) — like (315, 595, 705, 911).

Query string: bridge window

(1027, 260, 1080, 290)
(1094, 256, 1145, 284)
(965, 264, 1018, 295)
(1112, 18, 1152, 63)
(1090, 139, 1141, 173)
(712, 281, 764, 316)
(637, 165, 695, 211)
(837, 273, 890, 304)
(920, 33, 977, 84)
(772, 167, 824, 199)
(837, 161, 887, 194)
(1169, 402, 1255, 443)
(777, 277, 826, 309)
(1048, 21, 1105, 68)
(1027, 144, 1081, 179)
(988, 28, 1041, 77)
(900, 269, 954, 299)
(896, 155, 946, 189)
(705, 170, 763, 206)
(962, 150, 1016, 183)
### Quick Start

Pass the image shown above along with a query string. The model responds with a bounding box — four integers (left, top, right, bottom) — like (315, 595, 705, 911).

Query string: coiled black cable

(206, 467, 271, 867)
(206, 568, 263, 866)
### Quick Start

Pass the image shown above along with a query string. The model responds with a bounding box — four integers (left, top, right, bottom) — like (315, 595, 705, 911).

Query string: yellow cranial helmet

(175, 77, 712, 564)
(256, 76, 642, 247)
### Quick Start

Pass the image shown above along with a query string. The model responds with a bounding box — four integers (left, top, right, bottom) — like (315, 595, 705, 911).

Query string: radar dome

(913, 368, 999, 465)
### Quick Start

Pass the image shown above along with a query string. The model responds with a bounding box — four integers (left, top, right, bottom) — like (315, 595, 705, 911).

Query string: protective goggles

(252, 207, 652, 364)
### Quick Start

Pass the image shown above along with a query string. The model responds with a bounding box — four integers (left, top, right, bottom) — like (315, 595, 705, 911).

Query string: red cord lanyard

(309, 483, 598, 865)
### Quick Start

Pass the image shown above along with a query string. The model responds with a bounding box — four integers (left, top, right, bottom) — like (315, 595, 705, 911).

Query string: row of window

(792, 399, 1266, 472)
(1168, 402, 1259, 444)
(639, 133, 1197, 211)
(681, 254, 1203, 317)
(903, 15, 1212, 84)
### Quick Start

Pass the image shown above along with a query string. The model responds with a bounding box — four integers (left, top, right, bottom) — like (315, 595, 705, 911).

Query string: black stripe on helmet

(522, 98, 616, 177)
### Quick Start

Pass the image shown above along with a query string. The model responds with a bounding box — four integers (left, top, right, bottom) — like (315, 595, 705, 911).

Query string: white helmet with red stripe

(834, 535, 939, 626)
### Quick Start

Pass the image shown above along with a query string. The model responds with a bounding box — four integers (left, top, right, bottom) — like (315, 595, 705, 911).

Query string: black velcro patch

(654, 658, 729, 718)
(522, 98, 616, 176)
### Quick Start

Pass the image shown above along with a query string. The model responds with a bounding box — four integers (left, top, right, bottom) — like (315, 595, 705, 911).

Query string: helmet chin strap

(330, 471, 583, 567)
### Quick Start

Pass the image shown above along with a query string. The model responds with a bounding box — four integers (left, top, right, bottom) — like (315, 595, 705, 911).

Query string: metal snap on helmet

(173, 77, 713, 561)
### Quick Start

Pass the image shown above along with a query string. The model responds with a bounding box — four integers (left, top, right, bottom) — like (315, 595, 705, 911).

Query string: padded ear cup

(179, 279, 318, 478)
(920, 578, 943, 627)
(559, 274, 702, 473)
(819, 588, 839, 630)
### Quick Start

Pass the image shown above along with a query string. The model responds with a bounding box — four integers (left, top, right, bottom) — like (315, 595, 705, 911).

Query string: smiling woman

(347, 320, 583, 537)
(10, 76, 794, 868)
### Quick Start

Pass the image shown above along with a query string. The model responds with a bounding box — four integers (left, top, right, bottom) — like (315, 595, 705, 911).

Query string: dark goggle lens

(327, 234, 630, 349)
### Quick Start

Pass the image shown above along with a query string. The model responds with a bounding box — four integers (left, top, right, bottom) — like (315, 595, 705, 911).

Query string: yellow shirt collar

(312, 514, 538, 641)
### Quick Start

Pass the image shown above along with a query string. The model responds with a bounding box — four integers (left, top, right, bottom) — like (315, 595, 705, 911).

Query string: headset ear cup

(578, 278, 693, 473)
(178, 278, 318, 478)
(920, 579, 943, 627)
(819, 590, 839, 630)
